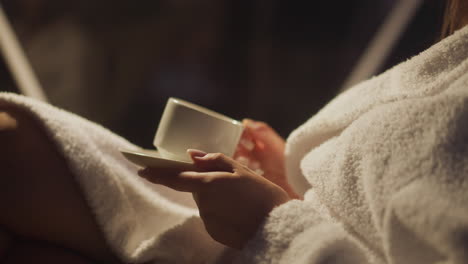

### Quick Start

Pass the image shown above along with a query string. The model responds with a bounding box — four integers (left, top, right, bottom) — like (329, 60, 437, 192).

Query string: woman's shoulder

(292, 25, 468, 142)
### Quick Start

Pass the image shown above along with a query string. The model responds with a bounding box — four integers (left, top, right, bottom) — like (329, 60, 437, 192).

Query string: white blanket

(2, 25, 468, 264)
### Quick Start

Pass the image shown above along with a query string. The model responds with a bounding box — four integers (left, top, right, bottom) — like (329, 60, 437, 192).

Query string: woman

(1, 0, 468, 263)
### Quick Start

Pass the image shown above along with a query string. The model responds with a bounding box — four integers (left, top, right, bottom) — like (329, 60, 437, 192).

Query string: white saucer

(120, 149, 195, 170)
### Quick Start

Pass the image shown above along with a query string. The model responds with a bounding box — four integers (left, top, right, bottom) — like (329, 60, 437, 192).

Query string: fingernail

(236, 156, 250, 166)
(240, 138, 255, 151)
(254, 168, 265, 176)
(242, 118, 253, 125)
(245, 120, 263, 130)
(187, 149, 207, 157)
(256, 140, 266, 150)
(250, 161, 261, 170)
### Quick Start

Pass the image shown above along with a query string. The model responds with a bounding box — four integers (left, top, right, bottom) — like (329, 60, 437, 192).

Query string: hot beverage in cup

(154, 98, 244, 162)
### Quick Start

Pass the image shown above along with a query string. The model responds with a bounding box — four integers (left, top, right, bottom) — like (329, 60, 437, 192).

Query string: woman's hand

(235, 119, 300, 199)
(138, 150, 291, 249)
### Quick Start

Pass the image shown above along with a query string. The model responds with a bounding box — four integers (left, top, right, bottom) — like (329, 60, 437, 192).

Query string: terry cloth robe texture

(0, 92, 232, 264)
(235, 25, 468, 263)
(2, 24, 468, 264)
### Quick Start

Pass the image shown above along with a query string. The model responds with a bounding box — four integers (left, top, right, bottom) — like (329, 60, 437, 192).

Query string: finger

(243, 118, 269, 132)
(138, 168, 194, 191)
(192, 153, 236, 172)
(187, 149, 208, 159)
(148, 170, 232, 192)
(239, 137, 255, 152)
(150, 171, 203, 192)
(235, 156, 250, 166)
(234, 129, 256, 158)
(249, 160, 261, 170)
(234, 155, 264, 173)
(244, 119, 280, 141)
(138, 167, 184, 181)
(233, 144, 255, 160)
(0, 112, 18, 131)
(242, 120, 271, 150)
(245, 120, 285, 156)
(188, 149, 237, 171)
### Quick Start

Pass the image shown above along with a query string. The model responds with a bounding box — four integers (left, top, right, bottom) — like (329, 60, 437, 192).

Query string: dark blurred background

(0, 0, 445, 148)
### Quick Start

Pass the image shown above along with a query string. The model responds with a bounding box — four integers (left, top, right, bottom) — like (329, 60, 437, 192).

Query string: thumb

(187, 149, 235, 172)
(243, 119, 285, 157)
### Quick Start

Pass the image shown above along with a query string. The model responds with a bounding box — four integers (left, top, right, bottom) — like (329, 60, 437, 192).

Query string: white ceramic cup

(154, 98, 244, 162)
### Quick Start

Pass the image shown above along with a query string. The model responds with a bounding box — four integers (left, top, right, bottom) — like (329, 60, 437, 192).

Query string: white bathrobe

(2, 25, 468, 264)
